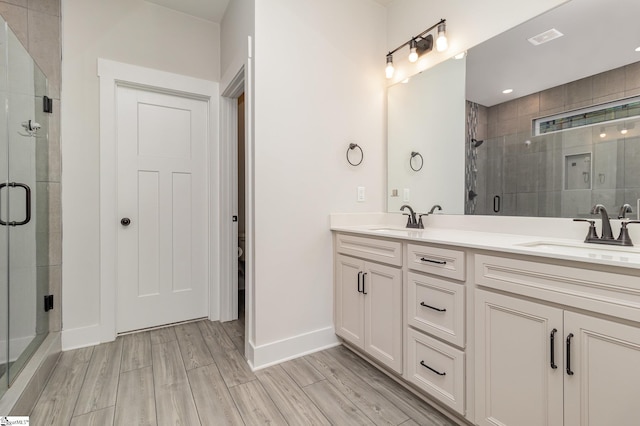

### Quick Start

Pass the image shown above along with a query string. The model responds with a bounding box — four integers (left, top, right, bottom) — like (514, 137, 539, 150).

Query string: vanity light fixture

(408, 39, 419, 63)
(436, 22, 448, 52)
(385, 54, 395, 79)
(384, 18, 447, 79)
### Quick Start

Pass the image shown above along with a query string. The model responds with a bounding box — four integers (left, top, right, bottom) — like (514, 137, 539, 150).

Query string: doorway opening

(237, 93, 246, 324)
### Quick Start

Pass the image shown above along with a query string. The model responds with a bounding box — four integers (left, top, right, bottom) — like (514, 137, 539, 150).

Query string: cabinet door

(335, 255, 365, 348)
(475, 290, 563, 426)
(564, 312, 640, 426)
(363, 261, 403, 373)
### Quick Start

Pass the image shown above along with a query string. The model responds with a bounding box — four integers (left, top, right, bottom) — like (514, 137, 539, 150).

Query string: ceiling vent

(528, 28, 564, 46)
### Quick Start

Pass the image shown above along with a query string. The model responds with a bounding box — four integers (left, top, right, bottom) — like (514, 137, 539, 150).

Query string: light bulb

(385, 55, 394, 79)
(621, 128, 628, 135)
(436, 23, 448, 52)
(408, 39, 418, 63)
(600, 132, 606, 138)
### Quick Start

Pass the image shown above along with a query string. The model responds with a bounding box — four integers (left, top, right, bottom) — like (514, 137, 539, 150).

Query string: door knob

(121, 217, 131, 226)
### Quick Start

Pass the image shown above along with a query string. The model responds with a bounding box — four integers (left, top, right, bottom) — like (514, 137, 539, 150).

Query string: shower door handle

(0, 182, 31, 226)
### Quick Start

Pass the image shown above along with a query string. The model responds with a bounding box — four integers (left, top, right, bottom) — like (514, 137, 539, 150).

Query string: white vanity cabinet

(475, 255, 640, 426)
(334, 234, 403, 373)
(405, 243, 467, 415)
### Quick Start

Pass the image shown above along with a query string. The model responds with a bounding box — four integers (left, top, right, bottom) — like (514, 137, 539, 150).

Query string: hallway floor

(28, 319, 455, 425)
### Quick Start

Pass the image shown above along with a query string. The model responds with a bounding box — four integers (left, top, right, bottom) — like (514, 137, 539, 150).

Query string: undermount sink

(369, 227, 423, 233)
(516, 240, 640, 263)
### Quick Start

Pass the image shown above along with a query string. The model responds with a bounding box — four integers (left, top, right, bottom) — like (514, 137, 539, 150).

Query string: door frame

(219, 69, 245, 323)
(98, 59, 219, 342)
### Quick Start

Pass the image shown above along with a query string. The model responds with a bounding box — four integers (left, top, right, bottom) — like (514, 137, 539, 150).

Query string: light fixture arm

(386, 18, 446, 57)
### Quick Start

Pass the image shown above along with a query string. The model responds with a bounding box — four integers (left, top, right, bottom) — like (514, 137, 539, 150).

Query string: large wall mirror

(387, 0, 640, 219)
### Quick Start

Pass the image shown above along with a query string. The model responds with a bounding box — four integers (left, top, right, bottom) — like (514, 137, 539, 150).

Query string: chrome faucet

(400, 204, 423, 229)
(428, 204, 442, 214)
(590, 204, 614, 240)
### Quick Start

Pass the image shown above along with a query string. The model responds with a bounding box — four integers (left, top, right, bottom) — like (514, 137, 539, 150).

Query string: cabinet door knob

(121, 217, 131, 226)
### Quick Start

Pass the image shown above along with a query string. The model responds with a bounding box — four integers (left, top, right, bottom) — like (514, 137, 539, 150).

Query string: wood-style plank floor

(29, 318, 456, 425)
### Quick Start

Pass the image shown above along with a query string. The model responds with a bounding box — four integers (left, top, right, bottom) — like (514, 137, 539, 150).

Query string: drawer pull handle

(420, 302, 446, 312)
(566, 333, 574, 376)
(550, 328, 558, 369)
(357, 271, 363, 293)
(420, 257, 447, 265)
(420, 360, 446, 376)
(362, 272, 368, 295)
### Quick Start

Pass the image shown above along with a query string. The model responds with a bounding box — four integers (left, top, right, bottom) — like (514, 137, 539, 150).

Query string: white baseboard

(61, 324, 101, 351)
(249, 326, 340, 371)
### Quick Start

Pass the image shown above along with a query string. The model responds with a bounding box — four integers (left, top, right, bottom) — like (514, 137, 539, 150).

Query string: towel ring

(410, 151, 423, 171)
(347, 143, 364, 166)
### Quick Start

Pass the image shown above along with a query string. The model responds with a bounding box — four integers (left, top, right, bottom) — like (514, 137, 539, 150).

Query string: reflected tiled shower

(466, 60, 640, 219)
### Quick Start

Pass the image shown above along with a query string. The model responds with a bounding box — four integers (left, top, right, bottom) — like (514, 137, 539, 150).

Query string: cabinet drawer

(407, 244, 465, 281)
(336, 233, 402, 266)
(407, 328, 465, 415)
(407, 272, 465, 347)
(475, 254, 640, 323)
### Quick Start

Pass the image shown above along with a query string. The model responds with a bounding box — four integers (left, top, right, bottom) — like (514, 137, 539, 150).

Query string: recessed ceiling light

(502, 89, 513, 94)
(401, 78, 410, 84)
(454, 52, 466, 60)
(636, 46, 640, 52)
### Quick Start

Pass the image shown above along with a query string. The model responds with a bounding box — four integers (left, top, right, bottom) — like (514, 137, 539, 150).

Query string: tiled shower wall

(471, 61, 640, 217)
(0, 0, 61, 332)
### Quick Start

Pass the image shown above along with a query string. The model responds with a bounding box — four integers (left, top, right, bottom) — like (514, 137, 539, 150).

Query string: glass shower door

(0, 15, 50, 399)
(6, 20, 48, 386)
(0, 18, 10, 399)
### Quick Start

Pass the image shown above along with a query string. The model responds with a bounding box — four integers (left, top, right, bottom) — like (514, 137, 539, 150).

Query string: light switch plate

(357, 186, 365, 202)
(403, 188, 410, 202)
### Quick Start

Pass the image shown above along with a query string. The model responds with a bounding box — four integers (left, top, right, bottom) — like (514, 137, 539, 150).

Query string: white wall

(387, 57, 466, 214)
(386, 0, 567, 84)
(61, 0, 220, 345)
(251, 0, 386, 365)
(220, 0, 254, 86)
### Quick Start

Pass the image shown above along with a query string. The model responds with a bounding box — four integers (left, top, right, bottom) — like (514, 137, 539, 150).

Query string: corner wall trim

(249, 326, 340, 370)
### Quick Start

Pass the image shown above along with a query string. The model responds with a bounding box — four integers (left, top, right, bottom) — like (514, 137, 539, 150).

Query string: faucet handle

(403, 213, 413, 226)
(573, 218, 598, 242)
(617, 220, 640, 246)
(417, 213, 428, 229)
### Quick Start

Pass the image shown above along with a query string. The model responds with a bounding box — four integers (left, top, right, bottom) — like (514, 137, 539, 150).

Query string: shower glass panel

(0, 16, 50, 399)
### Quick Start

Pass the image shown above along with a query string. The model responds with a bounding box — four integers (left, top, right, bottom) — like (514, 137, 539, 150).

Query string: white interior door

(116, 85, 208, 333)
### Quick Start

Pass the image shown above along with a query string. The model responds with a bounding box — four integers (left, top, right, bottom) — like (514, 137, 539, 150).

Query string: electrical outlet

(403, 188, 410, 202)
(357, 186, 365, 202)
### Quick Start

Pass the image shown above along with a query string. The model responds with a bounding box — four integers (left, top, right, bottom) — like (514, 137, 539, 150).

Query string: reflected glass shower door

(0, 16, 49, 398)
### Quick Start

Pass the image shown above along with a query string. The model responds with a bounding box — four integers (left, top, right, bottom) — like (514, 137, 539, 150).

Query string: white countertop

(331, 224, 640, 271)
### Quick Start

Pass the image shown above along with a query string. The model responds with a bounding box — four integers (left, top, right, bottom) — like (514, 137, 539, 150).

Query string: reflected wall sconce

(385, 18, 447, 79)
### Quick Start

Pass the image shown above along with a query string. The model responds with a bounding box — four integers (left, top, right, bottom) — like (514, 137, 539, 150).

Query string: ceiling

(146, 0, 230, 23)
(466, 0, 640, 107)
(146, 0, 394, 23)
